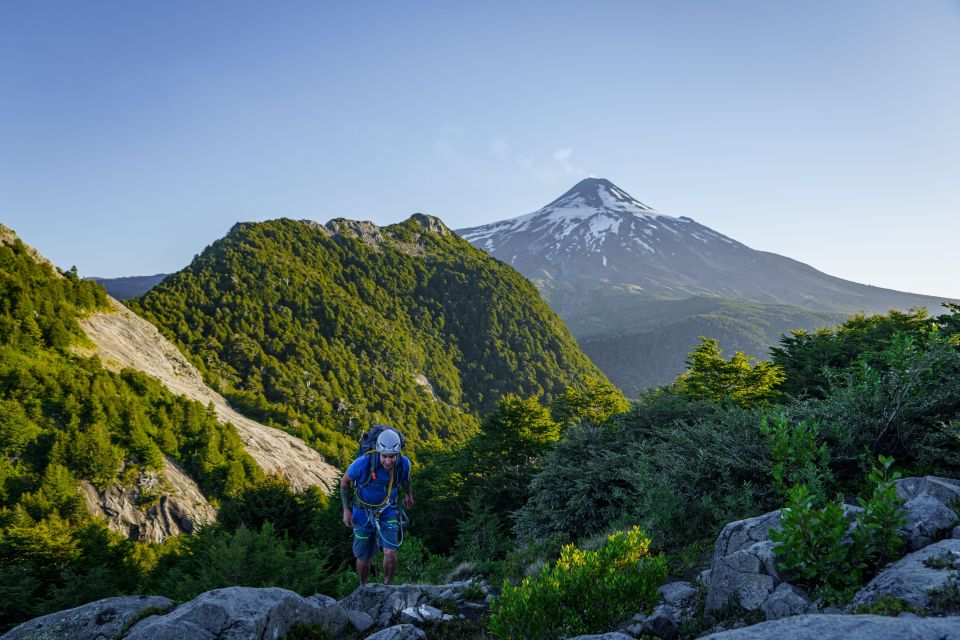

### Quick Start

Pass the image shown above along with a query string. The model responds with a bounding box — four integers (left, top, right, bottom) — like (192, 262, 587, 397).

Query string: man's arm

(402, 462, 414, 509)
(341, 474, 354, 527)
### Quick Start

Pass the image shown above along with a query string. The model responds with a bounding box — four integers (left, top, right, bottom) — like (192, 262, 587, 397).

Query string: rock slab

(701, 614, 960, 639)
(124, 586, 324, 640)
(1, 595, 173, 640)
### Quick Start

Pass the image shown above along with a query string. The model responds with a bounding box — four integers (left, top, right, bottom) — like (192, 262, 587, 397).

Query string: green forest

(2, 218, 959, 637)
(128, 215, 603, 466)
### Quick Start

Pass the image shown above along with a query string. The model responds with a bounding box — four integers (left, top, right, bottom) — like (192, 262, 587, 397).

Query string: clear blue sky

(2, 1, 958, 299)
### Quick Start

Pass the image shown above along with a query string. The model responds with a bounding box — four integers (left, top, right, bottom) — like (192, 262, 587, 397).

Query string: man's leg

(356, 558, 371, 586)
(379, 508, 401, 585)
(383, 548, 397, 585)
(352, 515, 375, 586)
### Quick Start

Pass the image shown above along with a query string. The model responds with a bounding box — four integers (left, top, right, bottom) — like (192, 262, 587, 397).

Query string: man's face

(379, 453, 398, 470)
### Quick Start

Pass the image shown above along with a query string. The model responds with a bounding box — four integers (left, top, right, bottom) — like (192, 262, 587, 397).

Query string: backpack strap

(354, 452, 395, 509)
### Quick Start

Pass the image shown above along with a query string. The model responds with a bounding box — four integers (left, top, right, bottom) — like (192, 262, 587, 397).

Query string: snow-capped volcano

(457, 177, 947, 319)
(458, 177, 745, 288)
(457, 177, 951, 393)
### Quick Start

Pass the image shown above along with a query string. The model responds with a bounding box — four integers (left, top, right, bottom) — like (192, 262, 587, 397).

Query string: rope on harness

(360, 503, 409, 549)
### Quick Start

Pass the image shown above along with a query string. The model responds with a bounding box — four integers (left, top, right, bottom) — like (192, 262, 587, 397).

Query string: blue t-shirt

(346, 453, 410, 508)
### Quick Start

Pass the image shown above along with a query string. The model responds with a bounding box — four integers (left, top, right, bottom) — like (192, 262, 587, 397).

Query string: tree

(552, 376, 629, 427)
(673, 337, 785, 408)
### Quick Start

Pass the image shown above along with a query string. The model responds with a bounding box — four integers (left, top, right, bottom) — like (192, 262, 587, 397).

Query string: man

(341, 427, 414, 585)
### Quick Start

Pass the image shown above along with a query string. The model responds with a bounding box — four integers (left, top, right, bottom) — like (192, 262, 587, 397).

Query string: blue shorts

(352, 505, 400, 560)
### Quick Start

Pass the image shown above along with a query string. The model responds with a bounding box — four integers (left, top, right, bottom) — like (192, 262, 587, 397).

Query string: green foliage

(760, 414, 833, 500)
(672, 337, 785, 408)
(852, 595, 916, 616)
(415, 394, 560, 554)
(488, 527, 667, 640)
(148, 522, 336, 602)
(772, 307, 948, 399)
(791, 330, 960, 472)
(516, 398, 776, 547)
(453, 492, 511, 563)
(217, 475, 329, 545)
(770, 455, 906, 605)
(552, 375, 629, 427)
(128, 217, 605, 462)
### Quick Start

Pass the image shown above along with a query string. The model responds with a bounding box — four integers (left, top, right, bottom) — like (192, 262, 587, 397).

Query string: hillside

(128, 214, 605, 464)
(458, 178, 953, 391)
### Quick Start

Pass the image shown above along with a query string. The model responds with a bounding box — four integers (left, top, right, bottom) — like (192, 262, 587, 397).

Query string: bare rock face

(77, 297, 340, 493)
(851, 539, 960, 610)
(700, 614, 960, 639)
(79, 457, 216, 543)
(0, 595, 173, 640)
(124, 587, 325, 640)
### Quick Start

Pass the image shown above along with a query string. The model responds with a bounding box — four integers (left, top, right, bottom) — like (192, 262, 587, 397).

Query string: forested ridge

(128, 214, 603, 465)
(0, 227, 265, 626)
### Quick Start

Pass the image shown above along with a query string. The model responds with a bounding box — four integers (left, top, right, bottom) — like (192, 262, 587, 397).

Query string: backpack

(357, 423, 405, 458)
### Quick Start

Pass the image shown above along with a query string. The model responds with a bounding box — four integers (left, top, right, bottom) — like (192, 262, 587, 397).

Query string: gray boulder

(852, 538, 960, 610)
(338, 582, 471, 628)
(398, 604, 444, 624)
(896, 476, 960, 505)
(759, 583, 811, 621)
(568, 634, 635, 640)
(641, 603, 681, 639)
(124, 586, 324, 640)
(710, 510, 782, 568)
(899, 493, 959, 550)
(658, 581, 698, 605)
(1, 595, 173, 640)
(701, 614, 960, 639)
(706, 541, 778, 612)
(363, 624, 427, 640)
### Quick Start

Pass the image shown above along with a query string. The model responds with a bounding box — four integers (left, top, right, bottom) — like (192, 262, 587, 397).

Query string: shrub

(760, 414, 833, 500)
(770, 455, 906, 605)
(488, 526, 666, 640)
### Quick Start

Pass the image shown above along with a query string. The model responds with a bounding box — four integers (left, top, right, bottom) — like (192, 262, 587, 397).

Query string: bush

(770, 455, 906, 605)
(488, 526, 667, 640)
(760, 414, 833, 500)
(148, 522, 336, 601)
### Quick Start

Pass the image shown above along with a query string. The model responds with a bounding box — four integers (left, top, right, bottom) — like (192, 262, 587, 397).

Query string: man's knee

(383, 548, 397, 562)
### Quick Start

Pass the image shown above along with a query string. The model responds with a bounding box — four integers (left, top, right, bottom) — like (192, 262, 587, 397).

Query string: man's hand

(404, 493, 415, 509)
(342, 508, 353, 528)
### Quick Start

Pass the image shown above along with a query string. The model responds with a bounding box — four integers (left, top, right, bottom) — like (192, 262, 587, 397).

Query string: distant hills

(128, 214, 605, 464)
(459, 178, 953, 394)
(92, 273, 167, 300)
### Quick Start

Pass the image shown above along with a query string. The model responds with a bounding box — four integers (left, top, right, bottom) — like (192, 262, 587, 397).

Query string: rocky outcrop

(79, 457, 216, 542)
(896, 477, 960, 550)
(851, 539, 960, 610)
(702, 477, 960, 621)
(1, 595, 173, 640)
(77, 297, 340, 493)
(123, 587, 326, 640)
(700, 614, 960, 639)
(3, 581, 490, 640)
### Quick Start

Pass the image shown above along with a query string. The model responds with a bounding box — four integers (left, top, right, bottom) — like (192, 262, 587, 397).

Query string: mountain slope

(458, 179, 952, 391)
(78, 297, 339, 492)
(0, 225, 256, 542)
(128, 214, 605, 464)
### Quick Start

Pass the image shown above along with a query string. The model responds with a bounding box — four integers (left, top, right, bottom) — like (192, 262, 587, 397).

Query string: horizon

(2, 1, 958, 299)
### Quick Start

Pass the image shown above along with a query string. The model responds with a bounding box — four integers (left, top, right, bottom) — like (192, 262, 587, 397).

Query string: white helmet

(376, 429, 402, 454)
